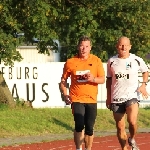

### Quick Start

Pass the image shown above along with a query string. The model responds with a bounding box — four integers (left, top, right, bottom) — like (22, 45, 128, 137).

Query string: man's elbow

(106, 77, 112, 88)
(60, 78, 67, 87)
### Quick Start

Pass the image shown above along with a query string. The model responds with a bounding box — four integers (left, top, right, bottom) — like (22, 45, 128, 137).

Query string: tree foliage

(61, 0, 150, 63)
(0, 0, 150, 65)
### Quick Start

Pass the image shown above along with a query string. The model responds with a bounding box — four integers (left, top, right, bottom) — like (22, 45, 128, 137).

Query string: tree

(60, 0, 150, 63)
(0, 0, 62, 105)
(0, 0, 64, 65)
(1, 0, 150, 64)
(0, 72, 15, 108)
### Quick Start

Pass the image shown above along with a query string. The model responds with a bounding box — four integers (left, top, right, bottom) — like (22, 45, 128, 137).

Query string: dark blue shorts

(110, 98, 139, 114)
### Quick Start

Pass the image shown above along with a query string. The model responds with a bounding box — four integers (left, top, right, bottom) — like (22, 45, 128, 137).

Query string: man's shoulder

(90, 54, 102, 61)
(64, 56, 79, 67)
(129, 53, 137, 58)
(108, 55, 118, 61)
(129, 53, 143, 62)
(66, 55, 78, 62)
(90, 54, 99, 59)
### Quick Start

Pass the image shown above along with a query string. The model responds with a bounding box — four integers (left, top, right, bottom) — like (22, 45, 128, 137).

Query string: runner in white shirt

(106, 37, 149, 150)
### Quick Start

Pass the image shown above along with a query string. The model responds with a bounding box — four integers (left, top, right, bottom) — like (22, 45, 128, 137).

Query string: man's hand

(85, 72, 95, 82)
(137, 84, 150, 99)
(64, 95, 72, 105)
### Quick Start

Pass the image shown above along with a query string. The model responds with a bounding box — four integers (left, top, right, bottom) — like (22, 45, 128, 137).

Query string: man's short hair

(77, 35, 91, 46)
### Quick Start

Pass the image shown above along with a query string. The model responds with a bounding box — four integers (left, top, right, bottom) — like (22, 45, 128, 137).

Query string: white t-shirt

(107, 53, 148, 103)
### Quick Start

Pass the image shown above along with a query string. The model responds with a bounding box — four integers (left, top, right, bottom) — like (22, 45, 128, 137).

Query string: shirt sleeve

(61, 60, 71, 80)
(137, 57, 149, 73)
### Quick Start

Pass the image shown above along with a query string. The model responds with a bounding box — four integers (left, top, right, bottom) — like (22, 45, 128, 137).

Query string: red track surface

(0, 133, 150, 150)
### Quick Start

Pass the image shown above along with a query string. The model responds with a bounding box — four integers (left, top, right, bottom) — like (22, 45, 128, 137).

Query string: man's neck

(79, 54, 90, 60)
(118, 53, 130, 59)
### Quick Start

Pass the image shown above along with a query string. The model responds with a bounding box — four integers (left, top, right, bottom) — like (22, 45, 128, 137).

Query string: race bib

(115, 72, 129, 80)
(76, 70, 90, 82)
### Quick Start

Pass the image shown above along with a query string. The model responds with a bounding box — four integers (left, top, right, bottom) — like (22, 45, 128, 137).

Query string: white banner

(0, 62, 150, 109)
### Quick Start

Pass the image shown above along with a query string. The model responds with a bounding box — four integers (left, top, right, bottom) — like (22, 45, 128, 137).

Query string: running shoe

(128, 137, 140, 150)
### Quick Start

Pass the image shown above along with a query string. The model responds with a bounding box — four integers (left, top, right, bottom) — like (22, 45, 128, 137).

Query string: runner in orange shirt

(60, 35, 105, 150)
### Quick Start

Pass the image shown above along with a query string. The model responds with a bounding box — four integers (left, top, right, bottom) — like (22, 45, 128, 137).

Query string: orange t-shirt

(62, 54, 105, 103)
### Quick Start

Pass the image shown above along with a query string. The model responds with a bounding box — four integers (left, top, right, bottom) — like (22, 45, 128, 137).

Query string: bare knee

(127, 118, 137, 126)
(116, 121, 126, 132)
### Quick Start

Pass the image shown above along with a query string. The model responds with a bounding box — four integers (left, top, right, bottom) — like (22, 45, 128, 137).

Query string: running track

(0, 133, 150, 150)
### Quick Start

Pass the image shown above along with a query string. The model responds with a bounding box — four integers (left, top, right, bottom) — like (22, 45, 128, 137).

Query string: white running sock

(76, 149, 82, 150)
(129, 137, 135, 143)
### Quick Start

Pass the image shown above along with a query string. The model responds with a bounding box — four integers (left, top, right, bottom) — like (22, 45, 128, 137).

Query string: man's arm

(141, 71, 149, 86)
(60, 77, 72, 105)
(137, 71, 149, 99)
(60, 61, 70, 96)
(96, 58, 105, 84)
(60, 77, 68, 96)
(93, 76, 105, 84)
(60, 61, 72, 105)
(106, 77, 112, 109)
(86, 58, 105, 84)
(85, 71, 105, 84)
(106, 59, 112, 108)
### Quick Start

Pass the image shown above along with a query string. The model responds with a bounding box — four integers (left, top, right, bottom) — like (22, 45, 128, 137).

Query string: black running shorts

(71, 102, 97, 135)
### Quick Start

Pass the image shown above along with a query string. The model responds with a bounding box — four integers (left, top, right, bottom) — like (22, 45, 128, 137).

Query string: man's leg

(84, 103, 97, 150)
(126, 100, 139, 139)
(111, 103, 128, 150)
(74, 130, 84, 150)
(113, 112, 128, 150)
(126, 99, 139, 149)
(72, 102, 85, 150)
(84, 134, 94, 150)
